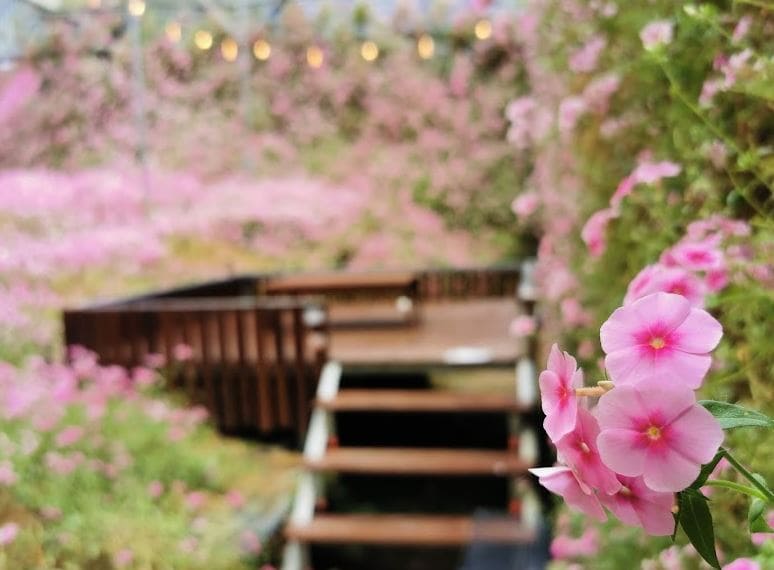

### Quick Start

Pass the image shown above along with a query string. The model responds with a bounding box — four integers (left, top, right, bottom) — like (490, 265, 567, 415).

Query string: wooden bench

(63, 296, 327, 439)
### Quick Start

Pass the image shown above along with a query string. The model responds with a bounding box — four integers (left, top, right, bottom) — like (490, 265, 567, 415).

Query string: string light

(306, 45, 324, 69)
(221, 38, 239, 62)
(252, 39, 271, 61)
(194, 30, 213, 51)
(165, 21, 182, 44)
(127, 0, 145, 17)
(360, 40, 379, 62)
(474, 19, 492, 40)
(417, 34, 434, 59)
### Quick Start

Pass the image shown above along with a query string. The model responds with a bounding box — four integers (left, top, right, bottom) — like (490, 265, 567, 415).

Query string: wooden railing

(63, 296, 327, 440)
(417, 265, 521, 300)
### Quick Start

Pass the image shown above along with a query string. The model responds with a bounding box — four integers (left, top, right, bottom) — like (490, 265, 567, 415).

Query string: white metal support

(282, 361, 342, 570)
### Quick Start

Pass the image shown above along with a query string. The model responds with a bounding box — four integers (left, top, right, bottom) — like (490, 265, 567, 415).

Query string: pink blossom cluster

(532, 290, 724, 535)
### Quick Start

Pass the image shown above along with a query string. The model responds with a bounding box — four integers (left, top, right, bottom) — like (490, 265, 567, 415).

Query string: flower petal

(595, 385, 649, 430)
(651, 351, 712, 390)
(668, 405, 724, 465)
(642, 445, 701, 492)
(597, 428, 647, 477)
(631, 292, 691, 336)
(673, 308, 723, 353)
(530, 466, 607, 522)
(600, 306, 641, 353)
(604, 347, 650, 385)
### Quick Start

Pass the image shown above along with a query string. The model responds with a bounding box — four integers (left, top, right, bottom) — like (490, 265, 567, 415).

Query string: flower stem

(704, 479, 767, 501)
(721, 447, 774, 503)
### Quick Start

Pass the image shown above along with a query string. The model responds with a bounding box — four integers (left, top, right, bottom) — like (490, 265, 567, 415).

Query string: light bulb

(307, 45, 324, 68)
(253, 39, 271, 61)
(474, 19, 492, 40)
(194, 30, 213, 51)
(417, 34, 434, 59)
(360, 40, 379, 62)
(221, 37, 239, 62)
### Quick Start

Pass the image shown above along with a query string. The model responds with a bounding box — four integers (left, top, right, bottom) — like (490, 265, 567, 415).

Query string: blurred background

(0, 0, 772, 569)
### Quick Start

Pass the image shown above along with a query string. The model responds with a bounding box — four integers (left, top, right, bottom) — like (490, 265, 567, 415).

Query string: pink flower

(724, 559, 760, 570)
(148, 480, 164, 499)
(550, 528, 599, 559)
(569, 37, 606, 74)
(55, 426, 85, 447)
(596, 385, 723, 492)
(511, 192, 539, 220)
(538, 344, 582, 442)
(640, 20, 674, 50)
(509, 315, 537, 337)
(598, 475, 675, 535)
(529, 466, 606, 521)
(0, 461, 17, 486)
(610, 175, 636, 208)
(0, 522, 19, 545)
(240, 529, 263, 555)
(600, 292, 723, 389)
(662, 240, 724, 272)
(114, 549, 134, 568)
(185, 491, 206, 510)
(751, 512, 774, 546)
(173, 343, 194, 361)
(558, 96, 587, 135)
(555, 408, 621, 495)
(624, 265, 706, 307)
(581, 208, 618, 257)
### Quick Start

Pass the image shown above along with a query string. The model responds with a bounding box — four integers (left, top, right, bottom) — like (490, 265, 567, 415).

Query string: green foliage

(677, 489, 720, 569)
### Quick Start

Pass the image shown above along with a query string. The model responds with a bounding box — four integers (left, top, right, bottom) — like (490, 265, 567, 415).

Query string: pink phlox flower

(0, 522, 19, 545)
(600, 292, 723, 389)
(555, 408, 621, 495)
(624, 265, 707, 307)
(706, 268, 729, 292)
(550, 528, 599, 559)
(732, 16, 752, 43)
(640, 20, 674, 50)
(226, 489, 246, 509)
(173, 343, 194, 361)
(148, 480, 164, 499)
(634, 160, 681, 185)
(511, 192, 539, 220)
(661, 239, 725, 272)
(539, 344, 583, 442)
(581, 207, 618, 257)
(55, 425, 85, 448)
(558, 96, 587, 135)
(596, 385, 724, 492)
(569, 36, 606, 74)
(529, 466, 606, 522)
(240, 529, 263, 555)
(0, 461, 17, 485)
(598, 475, 675, 535)
(509, 315, 537, 337)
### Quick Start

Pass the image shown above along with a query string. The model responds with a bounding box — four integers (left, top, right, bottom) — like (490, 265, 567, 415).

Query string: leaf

(690, 451, 725, 489)
(678, 489, 720, 569)
(699, 400, 774, 430)
(748, 498, 773, 534)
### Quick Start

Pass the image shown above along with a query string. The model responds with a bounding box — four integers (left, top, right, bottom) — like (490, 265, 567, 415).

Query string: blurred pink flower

(511, 192, 539, 220)
(751, 512, 774, 546)
(724, 559, 760, 570)
(185, 491, 206, 510)
(114, 549, 134, 568)
(624, 265, 707, 307)
(550, 528, 599, 559)
(148, 480, 164, 499)
(173, 343, 194, 361)
(569, 37, 606, 73)
(600, 292, 723, 389)
(640, 20, 674, 50)
(0, 522, 19, 546)
(226, 490, 246, 509)
(509, 315, 536, 337)
(240, 529, 263, 555)
(581, 208, 618, 257)
(0, 461, 17, 486)
(55, 426, 85, 448)
(662, 240, 724, 272)
(596, 384, 723, 492)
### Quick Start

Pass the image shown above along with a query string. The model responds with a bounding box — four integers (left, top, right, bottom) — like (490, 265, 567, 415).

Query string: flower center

(649, 337, 666, 350)
(580, 442, 591, 454)
(645, 426, 662, 441)
(619, 486, 632, 496)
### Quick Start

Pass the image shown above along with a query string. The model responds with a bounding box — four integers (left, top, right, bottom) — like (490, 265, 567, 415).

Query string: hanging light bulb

(165, 21, 182, 43)
(417, 34, 434, 59)
(360, 40, 379, 62)
(221, 37, 239, 62)
(194, 30, 213, 51)
(253, 39, 271, 61)
(127, 0, 145, 17)
(474, 19, 492, 40)
(306, 45, 324, 69)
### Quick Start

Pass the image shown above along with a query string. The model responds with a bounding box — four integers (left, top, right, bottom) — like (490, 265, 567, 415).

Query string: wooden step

(286, 514, 535, 545)
(305, 447, 529, 476)
(318, 389, 525, 413)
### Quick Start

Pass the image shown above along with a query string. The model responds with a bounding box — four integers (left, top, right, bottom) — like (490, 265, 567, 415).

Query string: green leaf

(748, 498, 773, 534)
(690, 451, 724, 489)
(699, 400, 774, 430)
(679, 489, 720, 569)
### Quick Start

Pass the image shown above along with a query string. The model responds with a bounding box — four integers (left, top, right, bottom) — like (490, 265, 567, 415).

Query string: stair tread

(286, 514, 535, 545)
(318, 389, 525, 413)
(305, 447, 529, 475)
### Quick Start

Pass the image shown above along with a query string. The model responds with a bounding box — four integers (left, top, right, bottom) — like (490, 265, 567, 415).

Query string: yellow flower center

(646, 426, 662, 441)
(649, 337, 666, 350)
(620, 486, 632, 496)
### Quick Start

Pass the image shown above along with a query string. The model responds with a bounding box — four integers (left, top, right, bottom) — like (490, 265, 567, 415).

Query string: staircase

(282, 260, 544, 570)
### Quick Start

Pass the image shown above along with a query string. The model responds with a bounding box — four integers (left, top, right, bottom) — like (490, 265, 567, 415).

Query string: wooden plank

(286, 514, 535, 546)
(235, 309, 254, 427)
(291, 307, 310, 437)
(217, 311, 238, 431)
(198, 312, 220, 428)
(305, 448, 530, 476)
(329, 299, 522, 367)
(318, 389, 526, 413)
(271, 310, 293, 430)
(265, 272, 417, 295)
(254, 309, 274, 433)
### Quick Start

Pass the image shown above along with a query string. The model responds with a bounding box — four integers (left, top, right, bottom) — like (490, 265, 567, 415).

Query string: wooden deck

(328, 298, 523, 368)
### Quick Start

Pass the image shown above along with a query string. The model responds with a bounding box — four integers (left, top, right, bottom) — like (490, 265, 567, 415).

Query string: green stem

(721, 447, 774, 502)
(704, 479, 767, 501)
(735, 0, 774, 9)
